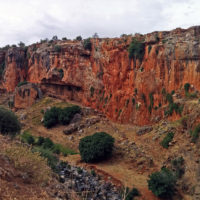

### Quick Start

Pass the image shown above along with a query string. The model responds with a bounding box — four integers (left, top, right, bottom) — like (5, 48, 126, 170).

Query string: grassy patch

(160, 132, 174, 149)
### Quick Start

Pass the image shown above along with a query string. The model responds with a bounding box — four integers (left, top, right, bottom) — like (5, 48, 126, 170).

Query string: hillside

(0, 26, 200, 200)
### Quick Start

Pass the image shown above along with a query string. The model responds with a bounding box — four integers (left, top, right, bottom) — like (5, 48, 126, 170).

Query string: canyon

(1, 26, 200, 125)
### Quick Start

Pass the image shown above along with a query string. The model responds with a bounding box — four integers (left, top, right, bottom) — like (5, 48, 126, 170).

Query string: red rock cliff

(2, 26, 200, 125)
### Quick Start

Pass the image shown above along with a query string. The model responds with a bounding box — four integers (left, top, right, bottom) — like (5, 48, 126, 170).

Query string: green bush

(148, 45, 152, 53)
(0, 62, 5, 78)
(43, 138, 54, 149)
(165, 103, 183, 116)
(17, 80, 28, 87)
(83, 38, 92, 50)
(191, 124, 200, 143)
(132, 98, 135, 105)
(79, 132, 114, 163)
(148, 167, 176, 199)
(171, 157, 185, 178)
(0, 107, 21, 136)
(43, 105, 81, 128)
(128, 38, 145, 61)
(90, 86, 95, 97)
(58, 69, 64, 79)
(33, 147, 58, 171)
(125, 187, 139, 200)
(36, 136, 45, 146)
(162, 88, 166, 96)
(149, 92, 154, 114)
(166, 93, 173, 104)
(54, 45, 62, 52)
(141, 93, 146, 104)
(43, 107, 61, 128)
(76, 36, 82, 41)
(160, 132, 174, 149)
(58, 106, 81, 125)
(184, 83, 190, 93)
(186, 92, 198, 99)
(21, 131, 35, 145)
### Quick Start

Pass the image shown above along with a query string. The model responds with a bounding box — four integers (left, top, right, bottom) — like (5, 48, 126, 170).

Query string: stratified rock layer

(1, 26, 200, 125)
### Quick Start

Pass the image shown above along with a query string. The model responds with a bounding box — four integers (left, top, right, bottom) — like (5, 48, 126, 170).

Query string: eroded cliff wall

(1, 26, 200, 125)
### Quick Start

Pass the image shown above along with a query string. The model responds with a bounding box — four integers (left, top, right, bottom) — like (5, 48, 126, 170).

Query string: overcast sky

(0, 0, 200, 46)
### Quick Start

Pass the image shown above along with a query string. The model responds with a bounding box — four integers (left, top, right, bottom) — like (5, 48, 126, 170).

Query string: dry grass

(3, 144, 52, 185)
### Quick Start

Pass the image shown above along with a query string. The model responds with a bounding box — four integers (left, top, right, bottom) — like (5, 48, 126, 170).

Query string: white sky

(0, 0, 200, 46)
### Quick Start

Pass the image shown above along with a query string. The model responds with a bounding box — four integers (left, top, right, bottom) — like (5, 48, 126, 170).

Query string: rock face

(2, 26, 200, 125)
(14, 83, 42, 109)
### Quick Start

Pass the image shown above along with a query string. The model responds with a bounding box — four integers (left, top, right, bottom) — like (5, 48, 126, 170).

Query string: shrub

(17, 80, 28, 87)
(83, 38, 92, 50)
(125, 187, 139, 200)
(43, 138, 54, 149)
(62, 37, 67, 40)
(43, 105, 81, 128)
(8, 100, 14, 108)
(148, 167, 176, 199)
(165, 103, 183, 116)
(191, 124, 200, 143)
(20, 131, 35, 145)
(0, 61, 5, 78)
(76, 36, 82, 41)
(160, 132, 174, 149)
(0, 107, 21, 136)
(5, 145, 52, 184)
(162, 88, 166, 96)
(58, 106, 81, 125)
(141, 93, 146, 104)
(18, 41, 25, 48)
(149, 92, 154, 113)
(186, 92, 198, 98)
(43, 107, 61, 128)
(58, 68, 64, 79)
(166, 93, 173, 104)
(54, 45, 61, 52)
(128, 38, 145, 61)
(79, 132, 115, 163)
(91, 169, 96, 176)
(33, 146, 58, 171)
(184, 83, 190, 93)
(148, 45, 152, 53)
(90, 86, 95, 97)
(36, 136, 45, 146)
(132, 98, 135, 105)
(172, 157, 185, 178)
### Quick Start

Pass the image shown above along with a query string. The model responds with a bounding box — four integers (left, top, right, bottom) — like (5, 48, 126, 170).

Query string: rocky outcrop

(14, 83, 42, 109)
(2, 26, 200, 125)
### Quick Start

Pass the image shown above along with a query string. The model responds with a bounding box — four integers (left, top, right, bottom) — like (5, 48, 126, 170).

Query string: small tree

(0, 107, 21, 136)
(43, 107, 61, 128)
(184, 83, 190, 94)
(83, 38, 92, 51)
(18, 41, 25, 48)
(52, 35, 58, 41)
(76, 36, 82, 41)
(128, 38, 145, 61)
(79, 132, 114, 163)
(148, 167, 176, 199)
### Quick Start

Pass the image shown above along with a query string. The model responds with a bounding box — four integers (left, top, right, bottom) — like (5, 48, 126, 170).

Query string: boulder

(136, 126, 153, 136)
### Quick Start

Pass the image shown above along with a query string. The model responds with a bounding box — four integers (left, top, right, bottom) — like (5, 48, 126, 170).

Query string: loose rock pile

(56, 162, 122, 200)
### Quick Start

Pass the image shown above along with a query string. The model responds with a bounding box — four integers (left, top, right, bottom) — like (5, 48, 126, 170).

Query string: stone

(13, 83, 42, 109)
(19, 113, 27, 120)
(63, 123, 79, 135)
(70, 113, 82, 124)
(136, 126, 153, 136)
